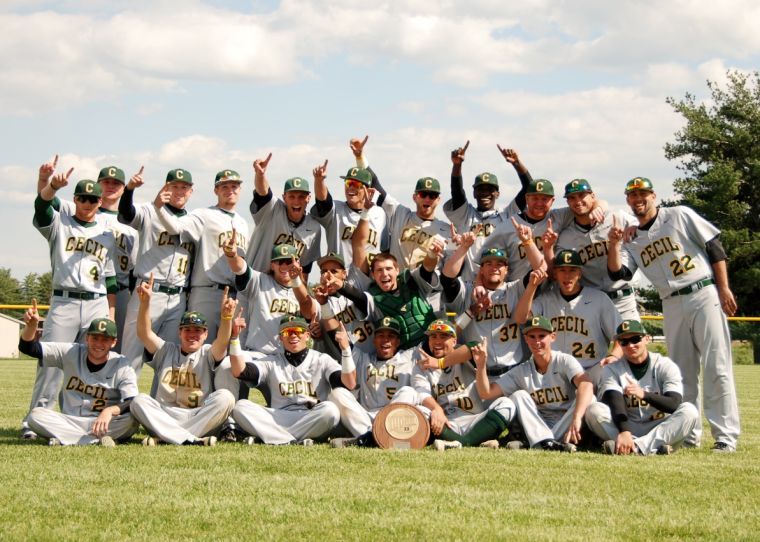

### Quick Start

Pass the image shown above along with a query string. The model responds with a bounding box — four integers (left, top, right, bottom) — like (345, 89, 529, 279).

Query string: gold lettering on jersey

(66, 376, 107, 400)
(162, 367, 202, 390)
(64, 236, 107, 262)
(278, 380, 317, 398)
(550, 316, 589, 336)
(530, 385, 569, 405)
(517, 236, 544, 259)
(399, 226, 434, 246)
(218, 230, 247, 250)
(366, 363, 399, 384)
(578, 240, 609, 263)
(639, 236, 681, 267)
(435, 376, 465, 397)
(341, 226, 379, 248)
(336, 305, 357, 325)
(273, 233, 306, 256)
(475, 303, 511, 321)
(269, 298, 300, 315)
(471, 223, 494, 237)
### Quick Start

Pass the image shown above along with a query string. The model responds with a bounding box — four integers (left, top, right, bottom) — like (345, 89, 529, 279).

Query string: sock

(461, 410, 509, 447)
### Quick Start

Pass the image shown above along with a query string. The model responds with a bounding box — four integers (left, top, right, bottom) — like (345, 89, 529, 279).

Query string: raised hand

(223, 228, 238, 258)
(528, 268, 548, 287)
(350, 135, 369, 157)
(49, 167, 74, 191)
(253, 153, 272, 177)
(127, 166, 145, 190)
(451, 140, 469, 165)
(136, 273, 154, 302)
(220, 286, 238, 320)
(471, 337, 487, 368)
(541, 218, 557, 249)
(312, 284, 329, 305)
(450, 223, 462, 247)
(471, 285, 492, 315)
(38, 154, 59, 185)
(416, 346, 440, 371)
(608, 214, 624, 245)
(231, 307, 246, 338)
(153, 183, 171, 209)
(334, 320, 350, 349)
(309, 313, 323, 339)
(511, 216, 533, 244)
(25, 298, 41, 327)
(361, 186, 375, 210)
(496, 144, 520, 165)
(313, 159, 328, 183)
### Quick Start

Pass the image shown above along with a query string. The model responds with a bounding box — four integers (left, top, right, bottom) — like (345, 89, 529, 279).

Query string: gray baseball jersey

(382, 195, 452, 271)
(446, 278, 528, 368)
(311, 200, 386, 263)
(495, 351, 584, 426)
(248, 197, 322, 273)
(598, 353, 683, 424)
(532, 283, 621, 369)
(39, 342, 138, 416)
(412, 356, 484, 417)
(354, 348, 414, 410)
(147, 339, 218, 408)
(238, 349, 342, 409)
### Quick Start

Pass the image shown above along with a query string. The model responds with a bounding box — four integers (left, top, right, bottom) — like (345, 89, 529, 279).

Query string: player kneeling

(129, 276, 236, 447)
(329, 316, 414, 448)
(475, 316, 594, 452)
(19, 301, 138, 447)
(229, 316, 356, 445)
(585, 320, 699, 455)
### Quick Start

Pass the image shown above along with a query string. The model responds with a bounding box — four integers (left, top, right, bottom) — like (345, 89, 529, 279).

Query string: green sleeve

(106, 276, 118, 294)
(34, 195, 54, 227)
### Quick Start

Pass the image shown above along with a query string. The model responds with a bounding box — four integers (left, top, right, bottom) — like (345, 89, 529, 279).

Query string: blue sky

(2, 0, 759, 277)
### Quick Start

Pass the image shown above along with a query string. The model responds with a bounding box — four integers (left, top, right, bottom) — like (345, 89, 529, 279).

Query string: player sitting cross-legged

(229, 316, 357, 446)
(129, 275, 237, 447)
(19, 301, 138, 447)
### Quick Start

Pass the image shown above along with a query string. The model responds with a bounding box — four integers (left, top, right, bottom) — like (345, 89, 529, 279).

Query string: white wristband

(341, 348, 356, 374)
(360, 209, 370, 221)
(229, 338, 242, 356)
(320, 302, 334, 319)
(290, 276, 302, 288)
(455, 311, 473, 330)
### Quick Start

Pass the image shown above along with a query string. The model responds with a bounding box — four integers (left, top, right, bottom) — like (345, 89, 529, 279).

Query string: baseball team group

(16, 136, 740, 454)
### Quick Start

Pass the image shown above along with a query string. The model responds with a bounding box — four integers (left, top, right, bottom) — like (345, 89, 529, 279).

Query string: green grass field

(1, 358, 759, 541)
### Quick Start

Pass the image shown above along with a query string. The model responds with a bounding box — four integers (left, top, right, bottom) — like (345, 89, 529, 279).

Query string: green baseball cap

(374, 316, 401, 335)
(318, 252, 345, 269)
(480, 247, 508, 263)
(564, 178, 593, 197)
(179, 311, 207, 329)
(87, 318, 118, 338)
(214, 169, 242, 185)
(74, 180, 102, 197)
(340, 167, 372, 187)
(284, 177, 310, 193)
(425, 319, 456, 337)
(271, 244, 298, 262)
(166, 169, 193, 185)
(414, 177, 441, 193)
(473, 172, 499, 189)
(279, 315, 309, 333)
(554, 249, 583, 268)
(526, 179, 554, 196)
(98, 166, 125, 184)
(615, 319, 648, 339)
(523, 315, 553, 334)
(625, 177, 654, 194)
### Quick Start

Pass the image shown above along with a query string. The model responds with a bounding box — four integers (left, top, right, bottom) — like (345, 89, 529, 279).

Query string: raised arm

(449, 140, 469, 210)
(136, 274, 162, 354)
(513, 268, 546, 324)
(118, 166, 144, 224)
(351, 186, 375, 274)
(472, 339, 503, 400)
(512, 217, 547, 272)
(210, 287, 238, 361)
(312, 159, 329, 202)
(253, 153, 272, 197)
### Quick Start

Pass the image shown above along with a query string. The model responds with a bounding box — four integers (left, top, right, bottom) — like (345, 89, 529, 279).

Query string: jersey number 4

(571, 342, 596, 359)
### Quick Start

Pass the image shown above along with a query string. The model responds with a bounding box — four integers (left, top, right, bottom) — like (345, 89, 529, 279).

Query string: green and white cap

(180, 311, 207, 329)
(625, 177, 654, 193)
(279, 315, 309, 332)
(615, 319, 647, 339)
(98, 166, 125, 184)
(473, 172, 499, 188)
(215, 169, 242, 185)
(425, 319, 456, 337)
(480, 247, 508, 263)
(523, 315, 553, 333)
(87, 318, 118, 338)
(271, 244, 298, 262)
(284, 177, 310, 193)
(166, 169, 193, 185)
(374, 316, 401, 335)
(414, 177, 441, 193)
(318, 252, 345, 269)
(564, 178, 593, 196)
(340, 167, 372, 187)
(74, 180, 102, 197)
(554, 249, 583, 268)
(527, 179, 554, 196)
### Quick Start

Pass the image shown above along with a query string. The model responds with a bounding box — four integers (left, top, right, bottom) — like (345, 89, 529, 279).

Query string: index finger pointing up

(31, 298, 37, 311)
(462, 140, 470, 152)
(52, 154, 58, 168)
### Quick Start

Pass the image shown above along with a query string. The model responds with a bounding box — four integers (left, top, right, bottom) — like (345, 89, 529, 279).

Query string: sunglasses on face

(280, 327, 307, 337)
(619, 335, 644, 347)
(273, 258, 294, 266)
(428, 323, 455, 334)
(76, 195, 99, 204)
(345, 179, 364, 190)
(417, 191, 439, 200)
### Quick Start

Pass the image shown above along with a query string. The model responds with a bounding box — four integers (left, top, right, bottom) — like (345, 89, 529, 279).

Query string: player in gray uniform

(475, 316, 594, 451)
(229, 316, 357, 445)
(328, 316, 414, 447)
(518, 249, 622, 387)
(23, 171, 118, 439)
(408, 320, 516, 450)
(556, 179, 640, 320)
(118, 168, 195, 372)
(130, 276, 236, 446)
(19, 305, 138, 447)
(156, 169, 249, 340)
(311, 137, 387, 263)
(246, 154, 322, 275)
(585, 320, 700, 455)
(443, 142, 534, 281)
(607, 177, 740, 452)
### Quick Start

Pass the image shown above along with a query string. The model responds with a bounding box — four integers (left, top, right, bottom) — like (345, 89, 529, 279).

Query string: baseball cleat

(506, 440, 526, 450)
(201, 436, 217, 447)
(656, 444, 674, 455)
(100, 436, 116, 448)
(432, 439, 462, 452)
(48, 438, 61, 446)
(602, 440, 616, 455)
(711, 442, 735, 453)
(479, 440, 499, 450)
(142, 437, 157, 447)
(219, 425, 238, 443)
(539, 439, 575, 453)
(21, 429, 38, 440)
(301, 439, 314, 447)
(330, 437, 359, 448)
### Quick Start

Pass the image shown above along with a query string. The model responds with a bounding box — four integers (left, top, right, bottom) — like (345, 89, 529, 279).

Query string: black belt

(140, 280, 186, 296)
(670, 278, 715, 297)
(606, 287, 633, 300)
(117, 284, 129, 291)
(53, 289, 104, 300)
(487, 364, 515, 377)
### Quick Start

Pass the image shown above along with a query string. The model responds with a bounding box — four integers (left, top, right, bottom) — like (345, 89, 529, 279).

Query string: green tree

(665, 70, 760, 362)
(0, 268, 22, 318)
